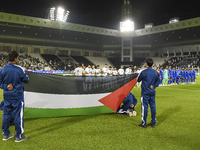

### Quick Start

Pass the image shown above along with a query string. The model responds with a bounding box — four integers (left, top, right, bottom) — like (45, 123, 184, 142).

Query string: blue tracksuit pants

(141, 94, 156, 124)
(2, 98, 24, 138)
(0, 100, 14, 120)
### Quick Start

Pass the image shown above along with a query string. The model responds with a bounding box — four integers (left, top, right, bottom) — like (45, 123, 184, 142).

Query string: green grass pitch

(0, 77, 200, 150)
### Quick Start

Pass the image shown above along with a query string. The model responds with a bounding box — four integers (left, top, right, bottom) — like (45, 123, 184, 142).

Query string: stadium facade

(0, 1, 200, 64)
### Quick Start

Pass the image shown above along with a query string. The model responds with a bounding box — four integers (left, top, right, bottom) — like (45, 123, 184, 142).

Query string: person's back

(0, 51, 29, 142)
(138, 67, 160, 96)
(1, 64, 29, 99)
(137, 58, 160, 128)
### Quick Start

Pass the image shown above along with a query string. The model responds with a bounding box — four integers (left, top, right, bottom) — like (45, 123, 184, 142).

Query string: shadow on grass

(26, 115, 97, 138)
(156, 105, 181, 125)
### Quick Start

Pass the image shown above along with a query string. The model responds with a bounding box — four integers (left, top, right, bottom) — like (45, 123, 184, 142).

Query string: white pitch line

(161, 87, 200, 92)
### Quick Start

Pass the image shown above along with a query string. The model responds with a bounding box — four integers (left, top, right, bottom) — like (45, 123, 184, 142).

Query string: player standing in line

(74, 64, 85, 76)
(137, 58, 160, 128)
(125, 66, 133, 75)
(172, 67, 177, 85)
(118, 65, 125, 76)
(112, 67, 118, 76)
(185, 69, 189, 84)
(163, 66, 168, 86)
(91, 65, 96, 76)
(107, 66, 113, 76)
(95, 65, 102, 76)
(192, 68, 196, 84)
(159, 67, 164, 86)
(0, 51, 29, 142)
(168, 66, 172, 85)
(85, 64, 92, 76)
(102, 64, 108, 76)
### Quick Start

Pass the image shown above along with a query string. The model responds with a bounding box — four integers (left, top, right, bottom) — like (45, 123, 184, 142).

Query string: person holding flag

(117, 93, 137, 117)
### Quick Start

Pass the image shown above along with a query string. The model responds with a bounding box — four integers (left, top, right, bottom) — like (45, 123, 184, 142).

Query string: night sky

(0, 0, 200, 30)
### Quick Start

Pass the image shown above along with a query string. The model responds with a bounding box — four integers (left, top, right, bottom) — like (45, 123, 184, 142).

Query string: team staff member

(137, 58, 160, 128)
(0, 51, 29, 142)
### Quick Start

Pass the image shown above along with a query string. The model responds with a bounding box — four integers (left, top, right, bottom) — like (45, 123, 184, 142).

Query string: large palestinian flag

(23, 73, 137, 118)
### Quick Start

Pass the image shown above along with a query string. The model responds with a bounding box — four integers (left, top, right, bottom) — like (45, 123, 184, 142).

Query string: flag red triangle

(98, 78, 137, 111)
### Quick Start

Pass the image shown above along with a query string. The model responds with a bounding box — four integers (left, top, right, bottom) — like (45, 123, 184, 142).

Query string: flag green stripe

(24, 106, 115, 119)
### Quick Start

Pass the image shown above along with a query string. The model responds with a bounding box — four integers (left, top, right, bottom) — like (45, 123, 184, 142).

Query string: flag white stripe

(24, 91, 111, 109)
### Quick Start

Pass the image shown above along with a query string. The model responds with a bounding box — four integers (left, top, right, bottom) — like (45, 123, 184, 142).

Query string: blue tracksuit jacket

(137, 67, 160, 124)
(0, 63, 29, 99)
(137, 67, 160, 96)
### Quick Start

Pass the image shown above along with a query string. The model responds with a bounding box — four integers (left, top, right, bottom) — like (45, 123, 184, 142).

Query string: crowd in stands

(0, 53, 48, 70)
(42, 54, 75, 70)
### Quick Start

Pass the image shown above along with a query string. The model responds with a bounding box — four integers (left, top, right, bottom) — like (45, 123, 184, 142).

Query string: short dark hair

(8, 51, 19, 61)
(97, 65, 100, 67)
(146, 58, 154, 67)
(109, 66, 112, 68)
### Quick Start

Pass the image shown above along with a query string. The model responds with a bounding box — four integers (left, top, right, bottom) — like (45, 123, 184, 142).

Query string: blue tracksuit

(117, 93, 137, 114)
(0, 63, 29, 138)
(137, 67, 160, 124)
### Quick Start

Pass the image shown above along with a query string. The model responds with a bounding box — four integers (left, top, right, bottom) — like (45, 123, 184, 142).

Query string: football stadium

(0, 0, 200, 149)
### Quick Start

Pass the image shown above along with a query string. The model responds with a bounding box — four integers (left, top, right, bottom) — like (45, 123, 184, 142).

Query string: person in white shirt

(112, 67, 118, 76)
(118, 65, 125, 76)
(91, 65, 96, 76)
(125, 66, 133, 75)
(137, 68, 142, 87)
(74, 64, 85, 76)
(95, 65, 102, 76)
(102, 64, 108, 76)
(107, 66, 113, 76)
(85, 64, 92, 76)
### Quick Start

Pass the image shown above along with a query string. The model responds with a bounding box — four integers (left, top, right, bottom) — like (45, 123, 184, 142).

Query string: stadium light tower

(120, 0, 134, 32)
(46, 7, 70, 22)
(121, 0, 134, 63)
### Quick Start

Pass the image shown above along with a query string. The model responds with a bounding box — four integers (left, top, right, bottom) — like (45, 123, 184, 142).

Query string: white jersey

(91, 68, 96, 76)
(125, 68, 132, 75)
(102, 67, 108, 76)
(95, 68, 102, 76)
(74, 67, 84, 76)
(112, 70, 118, 76)
(107, 69, 113, 76)
(118, 69, 124, 75)
(85, 67, 92, 76)
(137, 69, 142, 74)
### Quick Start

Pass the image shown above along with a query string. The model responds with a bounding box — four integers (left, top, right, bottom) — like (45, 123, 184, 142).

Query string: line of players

(74, 64, 139, 76)
(157, 66, 196, 85)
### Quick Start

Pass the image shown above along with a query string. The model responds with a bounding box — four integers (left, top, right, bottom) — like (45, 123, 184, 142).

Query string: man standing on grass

(137, 58, 160, 128)
(0, 51, 29, 142)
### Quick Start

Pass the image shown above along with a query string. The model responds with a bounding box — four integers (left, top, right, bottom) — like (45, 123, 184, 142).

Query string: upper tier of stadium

(1, 11, 200, 52)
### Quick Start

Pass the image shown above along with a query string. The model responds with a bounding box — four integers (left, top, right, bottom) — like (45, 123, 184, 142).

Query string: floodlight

(47, 7, 70, 22)
(169, 17, 180, 24)
(145, 23, 154, 29)
(120, 20, 134, 32)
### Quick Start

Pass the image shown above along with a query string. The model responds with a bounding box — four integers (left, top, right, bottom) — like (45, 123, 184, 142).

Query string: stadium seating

(85, 56, 113, 69)
(70, 56, 94, 67)
(141, 57, 167, 69)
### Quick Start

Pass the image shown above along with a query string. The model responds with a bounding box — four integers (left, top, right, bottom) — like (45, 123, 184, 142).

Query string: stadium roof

(0, 12, 200, 52)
